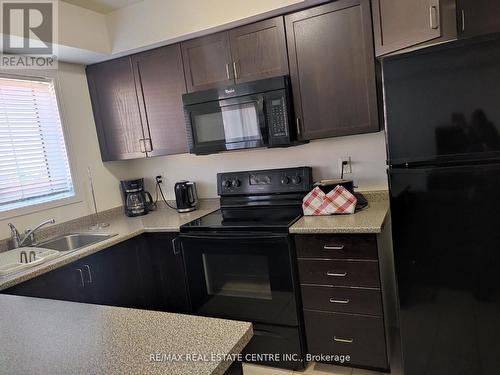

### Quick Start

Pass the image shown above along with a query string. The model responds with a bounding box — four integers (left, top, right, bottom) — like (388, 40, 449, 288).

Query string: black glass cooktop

(180, 206, 303, 232)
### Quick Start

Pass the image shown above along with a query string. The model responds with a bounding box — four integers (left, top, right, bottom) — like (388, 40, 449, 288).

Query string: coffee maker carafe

(120, 178, 153, 217)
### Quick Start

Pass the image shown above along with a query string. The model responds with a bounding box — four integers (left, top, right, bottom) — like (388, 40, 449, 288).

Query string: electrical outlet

(340, 156, 352, 176)
(155, 175, 163, 184)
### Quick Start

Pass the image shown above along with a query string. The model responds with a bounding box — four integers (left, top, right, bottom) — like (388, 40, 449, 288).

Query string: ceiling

(62, 0, 142, 14)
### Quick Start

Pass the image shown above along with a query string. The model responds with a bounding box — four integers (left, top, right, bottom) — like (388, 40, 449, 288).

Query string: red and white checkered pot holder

(302, 186, 357, 216)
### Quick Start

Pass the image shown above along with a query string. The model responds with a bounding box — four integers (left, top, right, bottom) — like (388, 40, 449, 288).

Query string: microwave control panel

(266, 91, 291, 146)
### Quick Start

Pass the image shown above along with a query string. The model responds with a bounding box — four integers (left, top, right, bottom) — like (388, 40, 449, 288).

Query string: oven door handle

(179, 232, 288, 240)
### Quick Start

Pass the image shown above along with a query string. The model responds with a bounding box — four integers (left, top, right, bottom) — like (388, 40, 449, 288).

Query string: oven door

(180, 232, 298, 326)
(185, 95, 267, 154)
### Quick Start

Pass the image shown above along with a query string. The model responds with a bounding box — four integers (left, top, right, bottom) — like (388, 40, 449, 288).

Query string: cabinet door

(372, 0, 441, 56)
(86, 57, 146, 161)
(146, 233, 190, 313)
(132, 45, 188, 157)
(286, 0, 379, 141)
(85, 237, 157, 309)
(181, 32, 233, 92)
(2, 261, 90, 303)
(229, 17, 289, 83)
(457, 0, 500, 39)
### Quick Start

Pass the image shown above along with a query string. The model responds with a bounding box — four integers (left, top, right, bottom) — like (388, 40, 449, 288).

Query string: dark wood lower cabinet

(301, 285, 383, 316)
(304, 310, 388, 370)
(2, 234, 190, 314)
(295, 234, 389, 371)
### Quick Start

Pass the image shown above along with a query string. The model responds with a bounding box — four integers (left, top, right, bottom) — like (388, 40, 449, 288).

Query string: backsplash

(105, 131, 388, 200)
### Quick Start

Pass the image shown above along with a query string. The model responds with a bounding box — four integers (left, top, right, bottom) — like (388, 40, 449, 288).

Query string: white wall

(105, 131, 388, 200)
(106, 0, 312, 54)
(0, 63, 128, 240)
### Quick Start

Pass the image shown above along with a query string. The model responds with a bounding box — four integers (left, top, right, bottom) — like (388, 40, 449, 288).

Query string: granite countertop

(0, 294, 252, 375)
(0, 199, 220, 291)
(289, 191, 389, 234)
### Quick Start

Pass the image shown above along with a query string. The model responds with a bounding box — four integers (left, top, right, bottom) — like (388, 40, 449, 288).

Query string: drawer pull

(329, 298, 350, 304)
(334, 336, 354, 343)
(324, 244, 344, 250)
(326, 271, 347, 277)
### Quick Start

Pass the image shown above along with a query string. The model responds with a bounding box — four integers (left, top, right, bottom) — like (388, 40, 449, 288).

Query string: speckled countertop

(289, 191, 389, 234)
(0, 294, 252, 375)
(0, 199, 220, 291)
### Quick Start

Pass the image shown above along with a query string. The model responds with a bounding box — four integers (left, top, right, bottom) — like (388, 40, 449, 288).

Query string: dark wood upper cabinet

(181, 32, 234, 92)
(131, 45, 188, 156)
(457, 0, 500, 39)
(86, 57, 146, 161)
(372, 0, 441, 56)
(87, 44, 188, 161)
(229, 16, 289, 83)
(286, 0, 379, 141)
(181, 17, 288, 92)
(372, 0, 458, 56)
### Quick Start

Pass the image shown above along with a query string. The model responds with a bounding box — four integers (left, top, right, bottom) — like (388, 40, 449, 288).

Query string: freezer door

(384, 37, 500, 165)
(390, 163, 500, 375)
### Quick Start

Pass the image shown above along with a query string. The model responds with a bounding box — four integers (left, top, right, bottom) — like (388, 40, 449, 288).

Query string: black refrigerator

(384, 36, 500, 375)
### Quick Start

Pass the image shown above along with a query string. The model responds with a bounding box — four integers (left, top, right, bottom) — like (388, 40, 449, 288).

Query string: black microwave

(182, 76, 300, 155)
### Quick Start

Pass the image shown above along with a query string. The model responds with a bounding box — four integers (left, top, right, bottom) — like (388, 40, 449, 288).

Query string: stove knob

(223, 179, 232, 188)
(231, 179, 241, 188)
(281, 176, 290, 185)
(291, 175, 302, 184)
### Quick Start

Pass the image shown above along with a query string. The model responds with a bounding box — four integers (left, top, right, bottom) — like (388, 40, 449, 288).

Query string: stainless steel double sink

(37, 233, 116, 252)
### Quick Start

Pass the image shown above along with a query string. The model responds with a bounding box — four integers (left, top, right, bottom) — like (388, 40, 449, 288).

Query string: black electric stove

(181, 206, 303, 232)
(180, 167, 312, 370)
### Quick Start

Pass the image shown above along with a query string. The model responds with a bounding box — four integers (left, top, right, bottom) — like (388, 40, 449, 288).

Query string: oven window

(221, 102, 261, 143)
(202, 253, 272, 300)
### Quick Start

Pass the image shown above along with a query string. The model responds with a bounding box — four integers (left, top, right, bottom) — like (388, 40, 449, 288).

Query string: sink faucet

(8, 219, 56, 248)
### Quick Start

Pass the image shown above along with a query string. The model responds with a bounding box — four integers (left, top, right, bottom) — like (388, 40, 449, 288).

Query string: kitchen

(0, 0, 498, 374)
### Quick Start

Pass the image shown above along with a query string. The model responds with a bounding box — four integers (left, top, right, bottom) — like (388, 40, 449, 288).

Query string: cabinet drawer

(304, 310, 388, 370)
(301, 285, 383, 316)
(295, 235, 377, 260)
(298, 259, 380, 288)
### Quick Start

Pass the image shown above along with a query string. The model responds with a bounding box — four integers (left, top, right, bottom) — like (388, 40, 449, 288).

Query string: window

(0, 76, 74, 212)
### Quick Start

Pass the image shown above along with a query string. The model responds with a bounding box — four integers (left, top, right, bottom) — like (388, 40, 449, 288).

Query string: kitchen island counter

(0, 294, 252, 375)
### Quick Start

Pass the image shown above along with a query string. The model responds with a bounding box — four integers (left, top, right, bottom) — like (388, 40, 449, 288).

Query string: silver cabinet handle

(233, 61, 239, 79)
(225, 63, 231, 79)
(296, 117, 301, 136)
(172, 237, 181, 255)
(429, 5, 439, 29)
(139, 138, 146, 153)
(461, 9, 465, 32)
(327, 271, 347, 277)
(334, 336, 354, 343)
(76, 268, 85, 287)
(83, 264, 92, 284)
(20, 251, 27, 264)
(145, 138, 153, 152)
(324, 244, 345, 250)
(329, 298, 350, 304)
(29, 251, 36, 263)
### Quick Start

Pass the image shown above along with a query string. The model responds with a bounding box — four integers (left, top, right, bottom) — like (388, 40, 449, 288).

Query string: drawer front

(301, 285, 383, 316)
(304, 310, 388, 370)
(298, 259, 380, 288)
(295, 234, 377, 260)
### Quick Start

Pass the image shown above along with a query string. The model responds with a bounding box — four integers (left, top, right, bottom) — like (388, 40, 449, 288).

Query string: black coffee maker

(120, 178, 153, 217)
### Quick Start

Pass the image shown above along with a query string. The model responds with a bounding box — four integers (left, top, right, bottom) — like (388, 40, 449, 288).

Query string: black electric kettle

(174, 181, 198, 213)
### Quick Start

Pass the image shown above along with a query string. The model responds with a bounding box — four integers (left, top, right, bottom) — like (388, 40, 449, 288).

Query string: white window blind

(0, 76, 74, 212)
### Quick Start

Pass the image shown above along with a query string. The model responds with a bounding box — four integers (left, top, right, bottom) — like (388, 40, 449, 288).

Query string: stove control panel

(217, 167, 312, 196)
